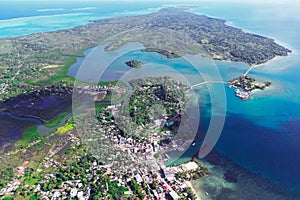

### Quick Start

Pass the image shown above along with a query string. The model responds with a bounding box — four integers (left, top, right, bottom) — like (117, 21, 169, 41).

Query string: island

(0, 8, 291, 102)
(0, 7, 293, 200)
(125, 59, 143, 68)
(229, 76, 272, 100)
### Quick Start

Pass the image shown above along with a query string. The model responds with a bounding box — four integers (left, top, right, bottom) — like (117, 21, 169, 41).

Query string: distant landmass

(0, 8, 291, 101)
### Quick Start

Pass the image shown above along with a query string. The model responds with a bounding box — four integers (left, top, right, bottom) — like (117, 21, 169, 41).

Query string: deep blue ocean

(1, 1, 300, 199)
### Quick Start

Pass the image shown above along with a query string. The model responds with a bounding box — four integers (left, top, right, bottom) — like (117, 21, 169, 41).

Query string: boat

(192, 142, 196, 146)
(165, 154, 170, 160)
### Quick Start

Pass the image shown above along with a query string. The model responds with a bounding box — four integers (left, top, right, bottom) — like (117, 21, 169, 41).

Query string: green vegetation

(38, 154, 131, 199)
(142, 48, 180, 58)
(0, 125, 82, 199)
(0, 168, 14, 190)
(43, 112, 69, 127)
(95, 104, 106, 117)
(175, 159, 209, 181)
(55, 122, 75, 135)
(154, 153, 161, 159)
(125, 59, 143, 68)
(127, 77, 186, 126)
(229, 75, 272, 92)
(129, 179, 145, 199)
(15, 126, 41, 148)
(0, 76, 206, 199)
(0, 7, 290, 101)
(40, 55, 76, 85)
(101, 76, 188, 141)
(98, 81, 129, 103)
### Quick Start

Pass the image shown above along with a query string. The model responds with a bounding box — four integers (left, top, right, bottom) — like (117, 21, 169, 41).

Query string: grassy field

(55, 122, 75, 135)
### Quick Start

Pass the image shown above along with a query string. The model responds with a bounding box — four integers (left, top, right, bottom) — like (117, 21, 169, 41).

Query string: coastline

(241, 43, 294, 76)
(188, 180, 202, 200)
(273, 38, 296, 54)
(242, 52, 293, 77)
(191, 150, 300, 200)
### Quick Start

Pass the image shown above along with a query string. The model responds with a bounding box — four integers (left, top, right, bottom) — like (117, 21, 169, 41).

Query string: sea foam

(36, 8, 65, 12)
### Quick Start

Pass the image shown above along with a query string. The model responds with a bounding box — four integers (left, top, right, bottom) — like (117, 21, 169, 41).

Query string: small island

(229, 76, 272, 100)
(125, 60, 143, 68)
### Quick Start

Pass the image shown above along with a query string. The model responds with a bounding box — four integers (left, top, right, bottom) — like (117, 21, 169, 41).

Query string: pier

(190, 81, 228, 89)
(243, 65, 256, 77)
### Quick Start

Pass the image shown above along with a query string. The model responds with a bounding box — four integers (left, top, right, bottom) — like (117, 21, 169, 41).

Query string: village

(0, 112, 206, 199)
(228, 75, 272, 100)
(0, 77, 207, 199)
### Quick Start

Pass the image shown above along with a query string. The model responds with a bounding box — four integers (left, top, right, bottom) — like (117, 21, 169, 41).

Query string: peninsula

(0, 8, 291, 101)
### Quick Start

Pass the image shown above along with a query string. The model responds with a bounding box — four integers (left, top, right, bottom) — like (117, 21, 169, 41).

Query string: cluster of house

(75, 85, 109, 96)
(89, 110, 161, 170)
(75, 106, 198, 199)
(75, 84, 126, 101)
(0, 180, 20, 196)
(36, 160, 197, 200)
(229, 75, 271, 100)
(0, 80, 200, 199)
(235, 89, 251, 100)
(0, 83, 5, 94)
(0, 114, 199, 199)
(38, 178, 91, 200)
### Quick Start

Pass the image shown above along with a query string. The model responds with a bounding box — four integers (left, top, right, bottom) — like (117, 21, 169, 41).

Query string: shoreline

(186, 180, 202, 200)
(242, 48, 294, 76)
(185, 149, 300, 200)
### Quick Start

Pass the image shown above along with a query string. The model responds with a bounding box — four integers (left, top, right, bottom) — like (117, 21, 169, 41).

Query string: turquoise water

(189, 2, 300, 195)
(68, 43, 208, 84)
(1, 1, 300, 198)
(0, 1, 165, 38)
